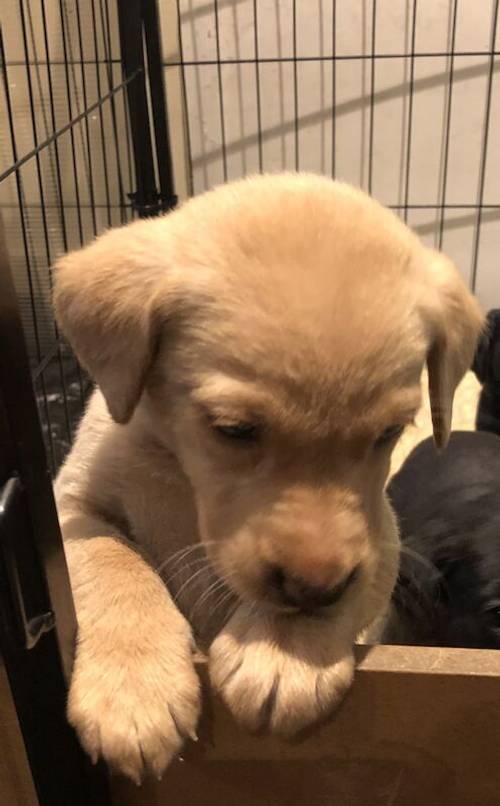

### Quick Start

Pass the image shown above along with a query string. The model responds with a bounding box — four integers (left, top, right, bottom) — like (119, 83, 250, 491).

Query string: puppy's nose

(268, 565, 358, 612)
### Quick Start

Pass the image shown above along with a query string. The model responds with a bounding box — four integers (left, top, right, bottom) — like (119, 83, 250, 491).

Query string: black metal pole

(116, 0, 160, 216)
(141, 0, 178, 211)
(0, 217, 111, 805)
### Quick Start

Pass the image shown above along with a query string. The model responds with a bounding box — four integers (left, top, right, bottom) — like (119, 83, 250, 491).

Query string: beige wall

(165, 0, 500, 307)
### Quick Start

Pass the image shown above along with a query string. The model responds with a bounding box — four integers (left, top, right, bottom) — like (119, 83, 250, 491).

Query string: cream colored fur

(53, 174, 483, 783)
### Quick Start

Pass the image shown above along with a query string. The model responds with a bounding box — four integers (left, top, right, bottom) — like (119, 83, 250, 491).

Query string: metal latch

(0, 475, 55, 649)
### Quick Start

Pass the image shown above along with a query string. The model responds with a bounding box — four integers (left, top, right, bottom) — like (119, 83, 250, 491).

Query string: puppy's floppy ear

(53, 224, 169, 424)
(423, 249, 484, 449)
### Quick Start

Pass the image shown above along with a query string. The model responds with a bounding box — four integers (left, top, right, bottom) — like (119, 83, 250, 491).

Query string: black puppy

(384, 431, 500, 649)
(473, 308, 500, 435)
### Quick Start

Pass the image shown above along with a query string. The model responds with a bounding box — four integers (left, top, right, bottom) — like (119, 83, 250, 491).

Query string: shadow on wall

(169, 22, 500, 260)
(177, 58, 500, 183)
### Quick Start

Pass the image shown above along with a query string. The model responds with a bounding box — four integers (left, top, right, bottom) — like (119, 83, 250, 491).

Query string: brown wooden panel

(111, 645, 500, 806)
(0, 661, 37, 806)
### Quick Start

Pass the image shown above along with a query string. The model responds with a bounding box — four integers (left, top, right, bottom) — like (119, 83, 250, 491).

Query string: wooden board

(111, 644, 500, 806)
(0, 661, 37, 806)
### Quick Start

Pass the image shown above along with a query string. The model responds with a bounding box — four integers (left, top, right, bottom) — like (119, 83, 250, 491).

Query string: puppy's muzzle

(267, 564, 359, 614)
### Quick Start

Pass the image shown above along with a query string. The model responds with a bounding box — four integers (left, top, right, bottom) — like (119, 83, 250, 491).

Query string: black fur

(473, 308, 500, 436)
(384, 431, 500, 649)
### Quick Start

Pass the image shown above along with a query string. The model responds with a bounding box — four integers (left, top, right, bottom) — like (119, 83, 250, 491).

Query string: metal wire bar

(367, 0, 377, 195)
(6, 48, 500, 67)
(100, 0, 128, 221)
(0, 73, 139, 184)
(122, 78, 135, 202)
(117, 0, 160, 215)
(402, 0, 418, 225)
(331, 0, 336, 177)
(437, 0, 459, 251)
(59, 0, 95, 404)
(31, 342, 63, 382)
(90, 0, 113, 226)
(74, 1, 98, 238)
(3, 201, 498, 211)
(53, 1, 85, 451)
(292, 0, 299, 171)
(253, 0, 263, 173)
(163, 50, 500, 67)
(471, 0, 500, 291)
(141, 0, 177, 209)
(213, 0, 228, 182)
(58, 0, 84, 246)
(175, 0, 194, 194)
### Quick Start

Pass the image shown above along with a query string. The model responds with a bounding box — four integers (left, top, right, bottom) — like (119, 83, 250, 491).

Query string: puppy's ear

(53, 225, 169, 424)
(423, 250, 484, 449)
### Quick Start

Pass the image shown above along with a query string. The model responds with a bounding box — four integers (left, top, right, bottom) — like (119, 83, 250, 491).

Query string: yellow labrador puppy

(53, 173, 483, 783)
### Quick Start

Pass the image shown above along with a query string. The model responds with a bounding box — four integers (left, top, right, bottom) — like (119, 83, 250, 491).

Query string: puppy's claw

(168, 703, 198, 743)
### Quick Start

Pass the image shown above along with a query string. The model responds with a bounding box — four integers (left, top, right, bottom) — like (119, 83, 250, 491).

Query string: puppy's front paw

(68, 617, 200, 783)
(209, 606, 354, 736)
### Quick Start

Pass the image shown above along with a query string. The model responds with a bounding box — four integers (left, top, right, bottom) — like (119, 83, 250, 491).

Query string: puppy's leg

(60, 507, 200, 783)
(209, 605, 355, 735)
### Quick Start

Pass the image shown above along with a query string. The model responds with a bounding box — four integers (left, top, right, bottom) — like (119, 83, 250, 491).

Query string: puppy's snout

(268, 564, 359, 612)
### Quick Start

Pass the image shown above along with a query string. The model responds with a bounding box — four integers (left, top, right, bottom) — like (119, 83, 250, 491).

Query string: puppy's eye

(213, 422, 259, 442)
(375, 424, 405, 447)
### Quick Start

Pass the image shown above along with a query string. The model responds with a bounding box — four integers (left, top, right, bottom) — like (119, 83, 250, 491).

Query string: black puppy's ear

(423, 251, 484, 449)
(472, 309, 500, 384)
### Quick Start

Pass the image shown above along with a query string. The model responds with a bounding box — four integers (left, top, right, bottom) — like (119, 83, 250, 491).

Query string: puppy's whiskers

(380, 539, 439, 575)
(156, 544, 204, 575)
(163, 556, 212, 588)
(190, 577, 228, 621)
(210, 589, 239, 623)
(174, 564, 216, 603)
(400, 545, 442, 576)
(156, 540, 217, 576)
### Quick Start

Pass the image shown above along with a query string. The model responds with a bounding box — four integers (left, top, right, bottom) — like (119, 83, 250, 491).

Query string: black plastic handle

(0, 476, 55, 649)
